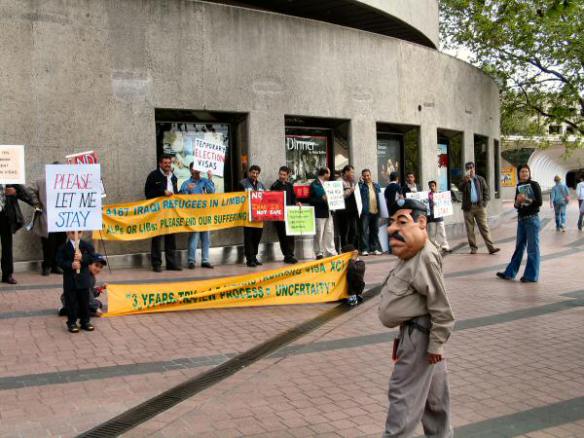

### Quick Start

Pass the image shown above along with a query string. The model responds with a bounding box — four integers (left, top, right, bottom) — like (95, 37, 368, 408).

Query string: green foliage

(440, 0, 584, 139)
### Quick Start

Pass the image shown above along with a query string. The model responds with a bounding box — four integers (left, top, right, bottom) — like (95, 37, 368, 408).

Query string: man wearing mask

(240, 165, 265, 267)
(358, 169, 382, 255)
(180, 164, 215, 269)
(379, 198, 455, 438)
(270, 166, 298, 264)
(0, 184, 38, 284)
(310, 167, 337, 259)
(145, 154, 182, 272)
(337, 165, 359, 247)
(458, 162, 500, 255)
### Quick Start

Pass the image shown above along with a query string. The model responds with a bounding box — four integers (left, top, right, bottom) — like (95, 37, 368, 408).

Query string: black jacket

(56, 239, 95, 290)
(144, 169, 178, 199)
(270, 180, 296, 206)
(457, 175, 490, 211)
(384, 182, 402, 216)
(515, 180, 542, 218)
(2, 184, 38, 233)
(309, 179, 330, 219)
(347, 259, 365, 296)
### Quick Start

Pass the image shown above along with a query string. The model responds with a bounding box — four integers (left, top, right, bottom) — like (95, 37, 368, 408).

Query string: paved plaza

(1, 202, 583, 438)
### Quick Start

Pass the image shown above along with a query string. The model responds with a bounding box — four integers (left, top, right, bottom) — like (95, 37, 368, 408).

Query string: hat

(90, 253, 107, 266)
(395, 198, 428, 214)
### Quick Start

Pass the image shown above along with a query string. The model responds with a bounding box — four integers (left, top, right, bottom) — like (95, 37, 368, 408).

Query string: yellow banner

(93, 192, 261, 241)
(105, 253, 352, 316)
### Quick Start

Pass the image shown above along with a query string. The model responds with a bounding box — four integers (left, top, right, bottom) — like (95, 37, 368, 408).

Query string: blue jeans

(187, 231, 210, 264)
(553, 203, 567, 229)
(503, 216, 540, 281)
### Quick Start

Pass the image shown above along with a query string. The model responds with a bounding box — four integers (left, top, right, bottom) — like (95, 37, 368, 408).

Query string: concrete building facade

(0, 0, 501, 267)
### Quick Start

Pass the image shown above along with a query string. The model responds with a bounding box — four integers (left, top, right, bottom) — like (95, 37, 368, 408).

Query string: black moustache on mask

(389, 231, 406, 243)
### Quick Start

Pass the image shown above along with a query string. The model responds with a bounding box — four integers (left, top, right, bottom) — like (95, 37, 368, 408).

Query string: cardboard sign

(192, 139, 227, 177)
(293, 184, 311, 199)
(0, 145, 25, 184)
(46, 164, 102, 232)
(285, 206, 316, 236)
(432, 191, 453, 218)
(66, 150, 99, 164)
(249, 191, 285, 221)
(323, 181, 345, 210)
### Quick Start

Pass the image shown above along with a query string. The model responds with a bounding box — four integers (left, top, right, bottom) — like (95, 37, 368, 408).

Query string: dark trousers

(579, 200, 584, 230)
(151, 234, 179, 268)
(41, 232, 67, 270)
(337, 211, 358, 247)
(243, 226, 263, 262)
(274, 221, 295, 259)
(64, 287, 90, 327)
(0, 213, 13, 280)
(360, 213, 381, 252)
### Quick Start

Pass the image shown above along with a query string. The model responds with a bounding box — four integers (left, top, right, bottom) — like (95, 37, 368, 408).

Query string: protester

(270, 166, 298, 264)
(379, 198, 455, 437)
(337, 165, 359, 247)
(577, 174, 584, 231)
(458, 161, 500, 255)
(310, 167, 337, 259)
(550, 175, 570, 232)
(180, 164, 215, 269)
(401, 172, 418, 195)
(56, 231, 96, 333)
(30, 164, 66, 276)
(240, 165, 266, 267)
(145, 154, 182, 272)
(384, 171, 402, 216)
(59, 253, 107, 317)
(342, 244, 365, 306)
(497, 164, 542, 283)
(358, 169, 382, 255)
(427, 181, 451, 254)
(0, 184, 38, 284)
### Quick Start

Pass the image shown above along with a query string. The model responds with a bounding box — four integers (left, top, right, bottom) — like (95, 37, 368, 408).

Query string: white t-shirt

(577, 181, 584, 200)
(160, 169, 174, 194)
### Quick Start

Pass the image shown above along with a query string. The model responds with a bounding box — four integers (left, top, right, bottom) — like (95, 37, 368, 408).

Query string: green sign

(285, 206, 316, 236)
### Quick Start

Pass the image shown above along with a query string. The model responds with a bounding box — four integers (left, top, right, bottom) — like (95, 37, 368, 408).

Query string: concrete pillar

(419, 123, 438, 189)
(247, 110, 285, 187)
(350, 118, 377, 176)
(463, 130, 474, 167)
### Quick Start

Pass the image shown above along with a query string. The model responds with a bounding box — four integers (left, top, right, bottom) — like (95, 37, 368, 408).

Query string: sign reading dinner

(46, 164, 102, 232)
(192, 138, 227, 177)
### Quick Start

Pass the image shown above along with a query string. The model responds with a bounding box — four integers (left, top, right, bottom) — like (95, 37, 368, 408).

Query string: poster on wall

(161, 123, 230, 193)
(45, 164, 102, 232)
(501, 166, 516, 187)
(377, 138, 401, 186)
(0, 145, 25, 184)
(285, 135, 328, 184)
(437, 143, 449, 191)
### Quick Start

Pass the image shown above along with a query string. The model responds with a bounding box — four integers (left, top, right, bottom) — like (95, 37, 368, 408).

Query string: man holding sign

(270, 166, 298, 264)
(310, 167, 337, 260)
(240, 165, 266, 267)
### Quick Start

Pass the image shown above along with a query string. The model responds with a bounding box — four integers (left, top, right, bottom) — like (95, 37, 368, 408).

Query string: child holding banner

(56, 231, 96, 333)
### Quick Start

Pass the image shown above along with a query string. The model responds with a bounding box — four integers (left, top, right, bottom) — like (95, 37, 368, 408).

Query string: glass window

(376, 134, 402, 187)
(473, 134, 489, 179)
(437, 140, 449, 192)
(285, 133, 329, 183)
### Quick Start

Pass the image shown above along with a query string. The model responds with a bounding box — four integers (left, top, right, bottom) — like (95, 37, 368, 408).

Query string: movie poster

(377, 138, 401, 187)
(437, 142, 449, 191)
(285, 135, 328, 184)
(160, 123, 230, 193)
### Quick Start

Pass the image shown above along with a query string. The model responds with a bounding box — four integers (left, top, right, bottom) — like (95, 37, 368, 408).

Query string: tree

(440, 0, 584, 138)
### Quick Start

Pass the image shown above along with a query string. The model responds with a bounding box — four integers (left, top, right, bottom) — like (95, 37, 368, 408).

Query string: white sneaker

(373, 250, 382, 255)
(361, 251, 369, 256)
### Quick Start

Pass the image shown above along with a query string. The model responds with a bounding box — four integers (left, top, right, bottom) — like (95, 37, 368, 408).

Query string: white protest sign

(46, 164, 102, 232)
(193, 138, 227, 177)
(432, 191, 453, 218)
(0, 145, 25, 184)
(406, 191, 430, 215)
(323, 181, 345, 210)
(378, 193, 389, 219)
(354, 185, 363, 217)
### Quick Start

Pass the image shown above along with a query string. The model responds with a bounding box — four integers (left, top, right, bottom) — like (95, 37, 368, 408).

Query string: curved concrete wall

(356, 0, 439, 47)
(0, 0, 499, 263)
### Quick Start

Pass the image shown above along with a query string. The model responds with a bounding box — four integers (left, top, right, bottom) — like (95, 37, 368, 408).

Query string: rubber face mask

(387, 209, 427, 260)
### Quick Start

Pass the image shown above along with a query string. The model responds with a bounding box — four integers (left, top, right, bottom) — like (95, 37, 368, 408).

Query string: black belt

(402, 318, 430, 335)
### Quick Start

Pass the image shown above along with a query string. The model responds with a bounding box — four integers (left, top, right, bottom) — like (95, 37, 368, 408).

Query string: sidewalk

(1, 201, 583, 437)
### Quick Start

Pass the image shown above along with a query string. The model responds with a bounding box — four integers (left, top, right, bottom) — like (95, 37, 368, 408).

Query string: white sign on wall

(45, 164, 103, 232)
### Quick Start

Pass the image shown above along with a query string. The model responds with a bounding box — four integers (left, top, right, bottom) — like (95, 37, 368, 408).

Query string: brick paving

(1, 201, 583, 437)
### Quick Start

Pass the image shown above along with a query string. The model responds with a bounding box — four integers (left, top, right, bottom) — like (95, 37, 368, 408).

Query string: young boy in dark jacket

(342, 244, 366, 306)
(56, 231, 96, 333)
(58, 253, 106, 317)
